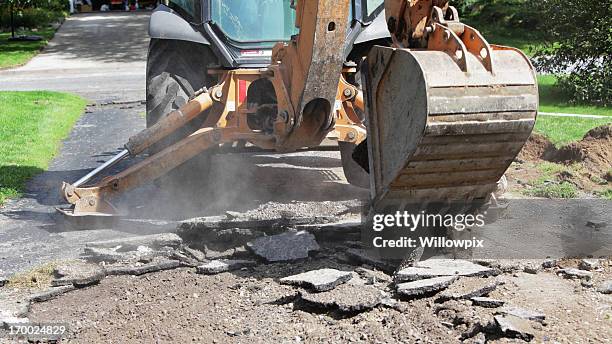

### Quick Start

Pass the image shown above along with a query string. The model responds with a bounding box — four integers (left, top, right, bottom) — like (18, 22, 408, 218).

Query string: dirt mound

(518, 132, 556, 161)
(519, 125, 611, 176)
(550, 125, 612, 175)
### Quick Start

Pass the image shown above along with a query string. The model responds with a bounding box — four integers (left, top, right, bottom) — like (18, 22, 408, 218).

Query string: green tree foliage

(453, 0, 540, 29)
(0, 0, 67, 29)
(452, 0, 609, 106)
(1, 0, 67, 12)
(534, 0, 611, 106)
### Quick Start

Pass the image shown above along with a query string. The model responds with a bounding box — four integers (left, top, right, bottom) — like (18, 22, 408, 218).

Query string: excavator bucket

(364, 45, 538, 212)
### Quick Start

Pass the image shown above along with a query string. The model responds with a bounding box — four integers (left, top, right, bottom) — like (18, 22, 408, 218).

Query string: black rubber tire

(146, 39, 217, 186)
(339, 61, 370, 189)
(339, 141, 370, 188)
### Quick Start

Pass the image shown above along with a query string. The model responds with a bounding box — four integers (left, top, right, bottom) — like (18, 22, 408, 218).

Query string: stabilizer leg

(59, 128, 266, 219)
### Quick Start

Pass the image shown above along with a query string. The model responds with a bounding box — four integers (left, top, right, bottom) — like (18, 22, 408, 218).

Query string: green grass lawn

(0, 27, 56, 69)
(538, 75, 612, 117)
(470, 23, 611, 117)
(534, 116, 612, 146)
(0, 91, 86, 205)
(534, 75, 612, 146)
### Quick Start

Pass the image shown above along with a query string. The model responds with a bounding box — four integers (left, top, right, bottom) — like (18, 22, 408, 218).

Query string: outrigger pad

(55, 207, 119, 231)
(363, 45, 538, 211)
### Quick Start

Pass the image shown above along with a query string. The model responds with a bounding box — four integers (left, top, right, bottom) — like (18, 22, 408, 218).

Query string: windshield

(210, 0, 299, 43)
(366, 0, 384, 16)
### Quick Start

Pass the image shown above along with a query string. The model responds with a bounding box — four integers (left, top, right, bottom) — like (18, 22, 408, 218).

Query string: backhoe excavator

(58, 0, 538, 231)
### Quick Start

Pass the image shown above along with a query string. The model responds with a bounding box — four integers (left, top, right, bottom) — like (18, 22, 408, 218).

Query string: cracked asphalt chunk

(396, 276, 459, 297)
(280, 269, 353, 292)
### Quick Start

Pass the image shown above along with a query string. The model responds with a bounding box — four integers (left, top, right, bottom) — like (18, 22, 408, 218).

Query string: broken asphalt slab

(196, 260, 257, 275)
(299, 284, 383, 313)
(296, 219, 362, 242)
(557, 268, 593, 280)
(498, 306, 546, 323)
(178, 214, 337, 236)
(598, 280, 612, 294)
(183, 247, 206, 262)
(83, 245, 175, 264)
(354, 267, 392, 284)
(280, 269, 353, 292)
(494, 315, 536, 341)
(105, 260, 181, 276)
(85, 233, 182, 251)
(51, 262, 106, 287)
(28, 285, 76, 303)
(395, 259, 496, 282)
(247, 231, 320, 262)
(344, 249, 395, 273)
(396, 276, 459, 298)
(471, 297, 505, 308)
(578, 259, 600, 271)
(203, 246, 250, 260)
(0, 293, 30, 325)
(436, 278, 503, 302)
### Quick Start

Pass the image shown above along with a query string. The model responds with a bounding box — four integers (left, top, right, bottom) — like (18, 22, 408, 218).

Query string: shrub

(534, 0, 611, 106)
(453, 0, 540, 29)
(0, 0, 67, 29)
(0, 7, 65, 29)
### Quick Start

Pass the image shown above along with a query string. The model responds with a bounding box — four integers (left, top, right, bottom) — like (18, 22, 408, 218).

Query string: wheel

(339, 141, 370, 188)
(146, 39, 218, 186)
(339, 61, 370, 189)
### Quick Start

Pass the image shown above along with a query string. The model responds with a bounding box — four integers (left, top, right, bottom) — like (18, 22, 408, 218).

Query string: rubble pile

(1, 213, 611, 343)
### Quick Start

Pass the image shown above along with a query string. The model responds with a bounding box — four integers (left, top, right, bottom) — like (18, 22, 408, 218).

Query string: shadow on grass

(0, 165, 45, 201)
(0, 165, 96, 207)
(538, 76, 566, 107)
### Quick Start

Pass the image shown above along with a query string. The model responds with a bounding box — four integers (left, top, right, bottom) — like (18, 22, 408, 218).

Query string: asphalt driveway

(0, 12, 150, 277)
(0, 12, 149, 102)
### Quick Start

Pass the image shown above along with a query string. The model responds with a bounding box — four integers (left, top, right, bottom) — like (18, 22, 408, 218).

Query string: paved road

(0, 12, 149, 102)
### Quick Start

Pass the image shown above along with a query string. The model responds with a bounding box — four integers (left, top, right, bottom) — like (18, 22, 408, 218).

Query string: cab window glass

(366, 0, 384, 16)
(210, 0, 298, 43)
